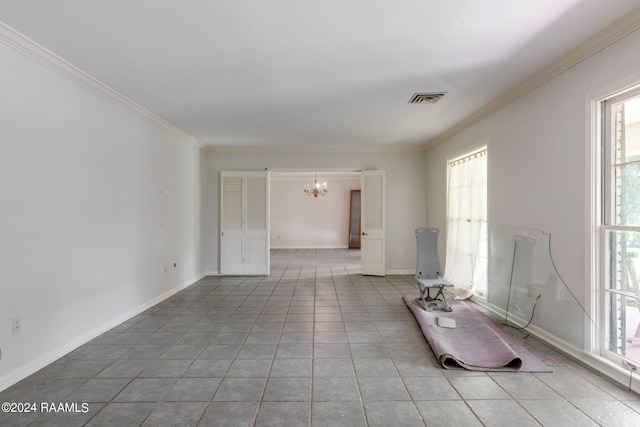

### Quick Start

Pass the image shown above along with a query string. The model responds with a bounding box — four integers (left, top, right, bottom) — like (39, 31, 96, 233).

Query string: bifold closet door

(220, 171, 269, 275)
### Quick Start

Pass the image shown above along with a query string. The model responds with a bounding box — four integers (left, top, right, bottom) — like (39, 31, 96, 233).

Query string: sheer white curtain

(444, 148, 487, 299)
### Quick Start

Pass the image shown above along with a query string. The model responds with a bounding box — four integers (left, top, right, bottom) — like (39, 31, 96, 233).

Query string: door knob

(362, 232, 367, 236)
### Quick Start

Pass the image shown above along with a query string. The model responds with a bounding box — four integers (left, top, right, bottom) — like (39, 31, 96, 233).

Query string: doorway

(269, 171, 361, 249)
(266, 169, 386, 276)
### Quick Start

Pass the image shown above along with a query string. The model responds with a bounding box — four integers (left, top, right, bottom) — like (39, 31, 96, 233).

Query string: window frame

(597, 84, 640, 365)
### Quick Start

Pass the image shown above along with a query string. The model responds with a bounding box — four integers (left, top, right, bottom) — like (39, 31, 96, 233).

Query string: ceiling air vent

(408, 92, 446, 104)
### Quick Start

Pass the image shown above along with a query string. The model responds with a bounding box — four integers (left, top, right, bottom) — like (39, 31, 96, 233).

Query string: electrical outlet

(12, 317, 21, 335)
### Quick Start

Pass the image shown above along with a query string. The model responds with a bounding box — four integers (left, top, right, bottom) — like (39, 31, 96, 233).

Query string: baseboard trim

(385, 269, 415, 275)
(0, 272, 205, 392)
(270, 246, 350, 249)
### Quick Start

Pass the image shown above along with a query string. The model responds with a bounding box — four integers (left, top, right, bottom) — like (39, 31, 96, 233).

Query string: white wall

(424, 29, 640, 311)
(270, 175, 360, 248)
(0, 40, 204, 390)
(204, 150, 426, 274)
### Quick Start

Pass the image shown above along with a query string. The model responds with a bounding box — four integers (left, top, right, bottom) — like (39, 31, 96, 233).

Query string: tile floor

(1, 248, 640, 426)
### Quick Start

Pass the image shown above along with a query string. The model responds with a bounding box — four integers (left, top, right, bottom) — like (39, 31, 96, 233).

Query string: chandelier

(304, 173, 328, 198)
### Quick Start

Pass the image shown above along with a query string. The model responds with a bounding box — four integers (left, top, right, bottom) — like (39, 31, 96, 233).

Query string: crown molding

(206, 144, 425, 154)
(424, 6, 640, 150)
(0, 22, 205, 150)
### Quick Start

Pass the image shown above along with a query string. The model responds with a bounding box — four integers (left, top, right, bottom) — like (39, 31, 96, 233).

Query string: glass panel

(604, 229, 640, 294)
(612, 96, 640, 166)
(606, 292, 640, 366)
(613, 163, 640, 226)
(603, 228, 640, 364)
(484, 228, 600, 351)
(611, 95, 640, 227)
(484, 228, 640, 366)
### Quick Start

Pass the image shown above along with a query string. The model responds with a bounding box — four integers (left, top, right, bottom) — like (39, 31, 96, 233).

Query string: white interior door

(244, 174, 269, 274)
(361, 170, 385, 276)
(221, 173, 244, 275)
(220, 171, 270, 275)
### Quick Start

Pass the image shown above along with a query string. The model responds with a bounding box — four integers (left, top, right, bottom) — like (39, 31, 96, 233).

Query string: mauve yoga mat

(404, 295, 551, 372)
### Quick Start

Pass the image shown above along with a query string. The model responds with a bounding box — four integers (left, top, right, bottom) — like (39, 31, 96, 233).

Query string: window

(444, 146, 488, 298)
(599, 87, 640, 366)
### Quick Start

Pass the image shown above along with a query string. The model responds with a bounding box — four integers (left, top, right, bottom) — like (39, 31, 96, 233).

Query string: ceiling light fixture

(304, 173, 328, 198)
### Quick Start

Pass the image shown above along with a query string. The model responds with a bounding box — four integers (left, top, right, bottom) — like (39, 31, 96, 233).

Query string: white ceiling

(1, 0, 639, 148)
